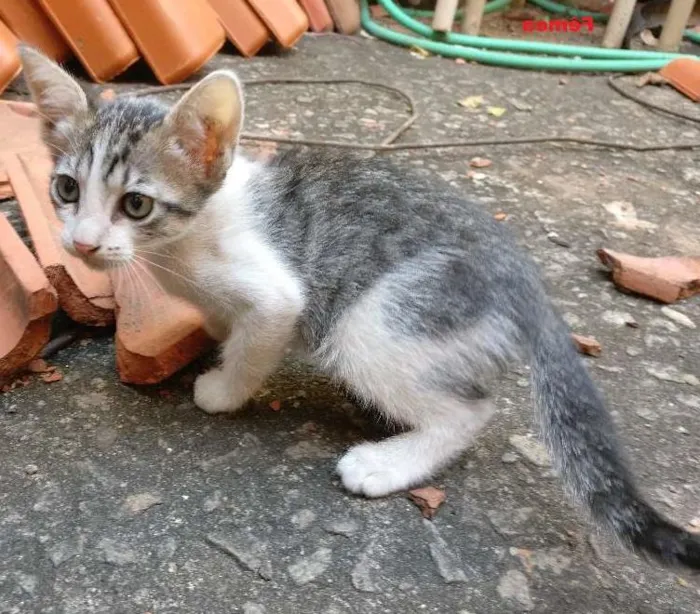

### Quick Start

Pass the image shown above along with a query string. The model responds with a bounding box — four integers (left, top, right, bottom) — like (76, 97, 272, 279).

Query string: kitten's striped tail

(529, 310, 700, 570)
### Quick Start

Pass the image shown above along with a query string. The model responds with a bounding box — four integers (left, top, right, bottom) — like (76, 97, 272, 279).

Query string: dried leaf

(1, 374, 31, 393)
(408, 486, 446, 519)
(469, 157, 492, 168)
(487, 106, 506, 117)
(409, 45, 430, 59)
(572, 333, 602, 357)
(636, 72, 667, 88)
(458, 95, 484, 109)
(40, 370, 63, 383)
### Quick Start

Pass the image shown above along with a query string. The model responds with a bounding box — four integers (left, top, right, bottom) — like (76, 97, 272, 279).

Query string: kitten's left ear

(18, 44, 90, 154)
(162, 70, 243, 183)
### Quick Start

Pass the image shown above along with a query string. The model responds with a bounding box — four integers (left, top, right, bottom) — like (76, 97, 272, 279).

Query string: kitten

(18, 45, 700, 570)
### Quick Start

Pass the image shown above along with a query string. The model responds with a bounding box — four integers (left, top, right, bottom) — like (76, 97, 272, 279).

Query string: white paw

(336, 443, 417, 498)
(193, 369, 239, 414)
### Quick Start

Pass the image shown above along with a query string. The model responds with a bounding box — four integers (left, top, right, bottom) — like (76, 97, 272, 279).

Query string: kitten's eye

(55, 175, 79, 203)
(121, 193, 154, 220)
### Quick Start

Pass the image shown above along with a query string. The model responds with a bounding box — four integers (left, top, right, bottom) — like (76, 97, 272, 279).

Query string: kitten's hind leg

(337, 392, 495, 497)
(318, 256, 520, 497)
(321, 308, 501, 497)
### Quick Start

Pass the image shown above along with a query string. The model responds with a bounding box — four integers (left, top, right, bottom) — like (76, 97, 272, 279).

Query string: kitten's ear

(18, 45, 90, 155)
(18, 45, 89, 125)
(161, 70, 243, 182)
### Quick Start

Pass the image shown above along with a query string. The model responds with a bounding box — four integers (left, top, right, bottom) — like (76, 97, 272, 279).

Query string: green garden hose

(363, 0, 697, 72)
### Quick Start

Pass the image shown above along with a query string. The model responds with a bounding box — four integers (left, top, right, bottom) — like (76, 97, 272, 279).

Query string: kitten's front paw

(336, 443, 414, 498)
(193, 369, 239, 414)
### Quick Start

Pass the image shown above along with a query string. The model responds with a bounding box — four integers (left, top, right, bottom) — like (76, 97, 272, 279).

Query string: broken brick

(245, 0, 309, 47)
(597, 249, 700, 304)
(0, 168, 12, 199)
(0, 101, 46, 165)
(572, 333, 602, 357)
(0, 214, 58, 385)
(5, 152, 116, 326)
(112, 273, 215, 385)
(0, 100, 45, 199)
(659, 58, 700, 102)
(408, 486, 446, 519)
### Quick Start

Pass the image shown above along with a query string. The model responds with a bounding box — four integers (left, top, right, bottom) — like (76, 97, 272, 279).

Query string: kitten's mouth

(68, 251, 129, 272)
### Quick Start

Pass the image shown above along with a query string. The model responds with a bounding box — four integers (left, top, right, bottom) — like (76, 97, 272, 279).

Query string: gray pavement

(1, 33, 699, 614)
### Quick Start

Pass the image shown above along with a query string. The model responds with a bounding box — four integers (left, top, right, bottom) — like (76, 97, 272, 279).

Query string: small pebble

(660, 307, 696, 329)
(25, 464, 38, 475)
(501, 452, 519, 464)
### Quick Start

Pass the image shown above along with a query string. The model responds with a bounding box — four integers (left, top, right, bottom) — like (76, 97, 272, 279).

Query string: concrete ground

(2, 33, 700, 614)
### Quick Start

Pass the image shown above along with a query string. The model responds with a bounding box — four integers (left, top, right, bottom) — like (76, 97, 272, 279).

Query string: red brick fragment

(572, 333, 602, 357)
(408, 486, 446, 519)
(111, 274, 215, 385)
(597, 249, 700, 304)
(659, 58, 700, 102)
(5, 152, 116, 326)
(0, 214, 58, 385)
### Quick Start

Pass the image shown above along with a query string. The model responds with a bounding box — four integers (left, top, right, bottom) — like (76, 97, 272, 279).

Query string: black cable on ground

(607, 74, 700, 125)
(120, 78, 700, 154)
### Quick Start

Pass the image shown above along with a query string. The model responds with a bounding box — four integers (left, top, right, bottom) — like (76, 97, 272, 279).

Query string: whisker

(129, 261, 160, 323)
(133, 247, 190, 268)
(133, 254, 233, 312)
(132, 258, 167, 311)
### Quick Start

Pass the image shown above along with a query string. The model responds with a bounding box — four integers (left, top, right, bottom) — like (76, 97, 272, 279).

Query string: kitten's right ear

(18, 45, 90, 155)
(160, 70, 244, 184)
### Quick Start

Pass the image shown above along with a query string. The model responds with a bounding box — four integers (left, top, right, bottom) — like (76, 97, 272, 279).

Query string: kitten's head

(18, 45, 244, 269)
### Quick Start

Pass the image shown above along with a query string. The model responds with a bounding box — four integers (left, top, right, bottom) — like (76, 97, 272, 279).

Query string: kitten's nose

(73, 240, 99, 255)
